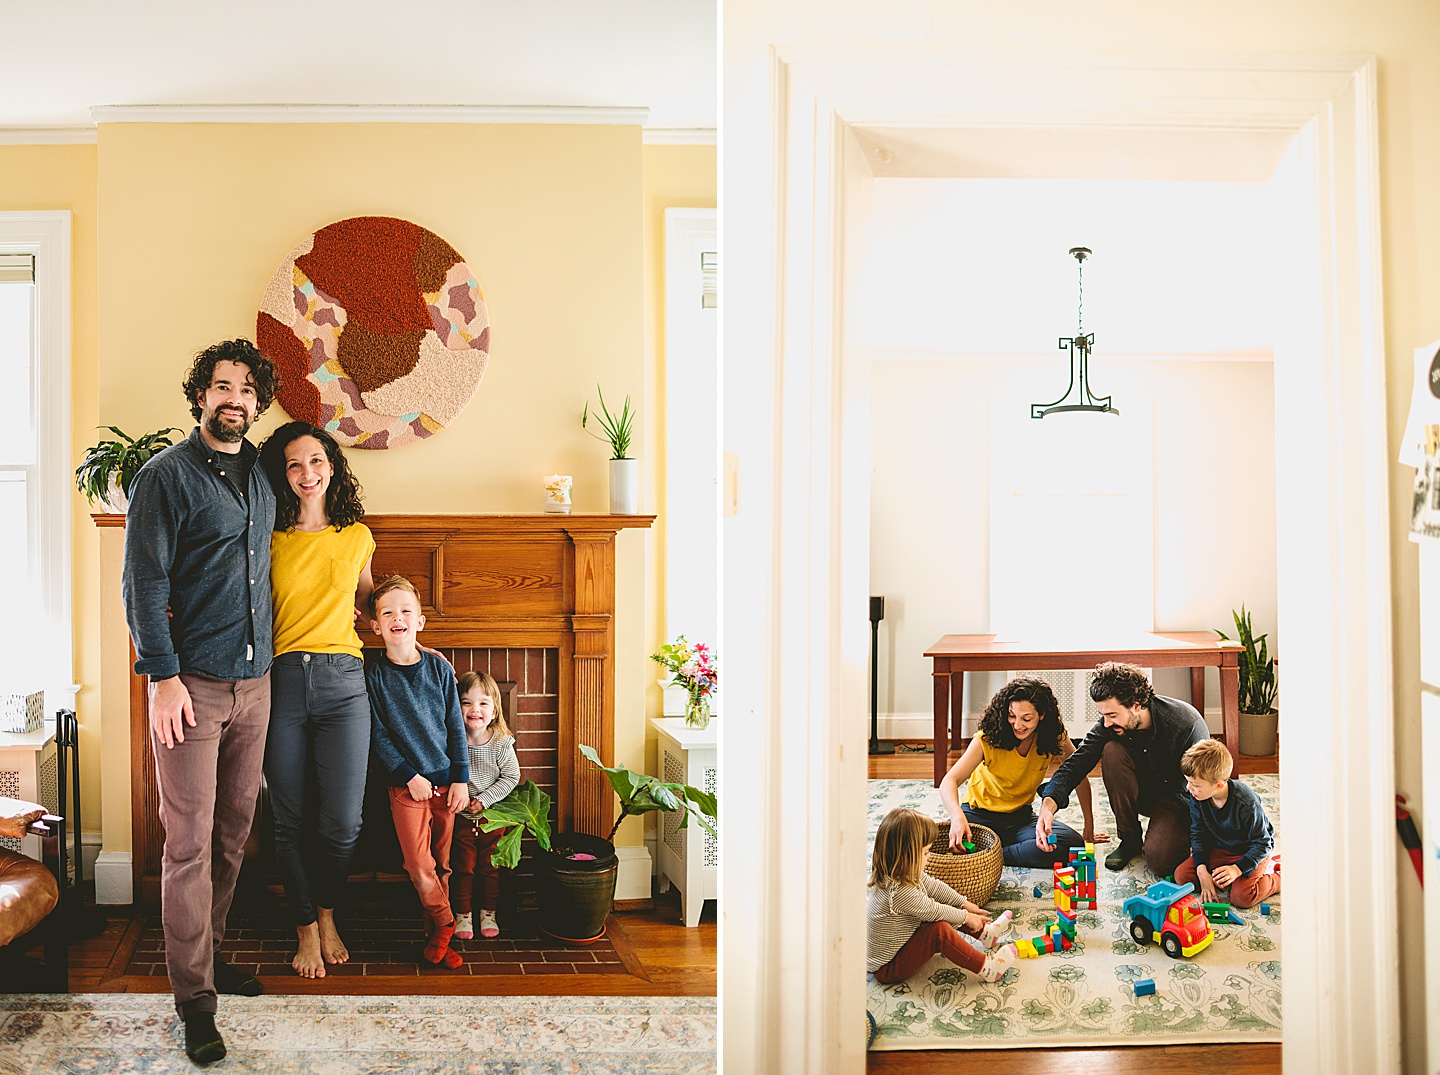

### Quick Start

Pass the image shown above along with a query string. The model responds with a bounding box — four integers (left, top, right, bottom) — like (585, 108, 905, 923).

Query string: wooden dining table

(923, 632, 1244, 787)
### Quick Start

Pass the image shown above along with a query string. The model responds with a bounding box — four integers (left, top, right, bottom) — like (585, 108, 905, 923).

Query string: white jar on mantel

(609, 457, 639, 514)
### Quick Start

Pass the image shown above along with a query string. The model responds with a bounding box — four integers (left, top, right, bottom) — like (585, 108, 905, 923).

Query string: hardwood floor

(866, 741, 1281, 1074)
(63, 887, 714, 997)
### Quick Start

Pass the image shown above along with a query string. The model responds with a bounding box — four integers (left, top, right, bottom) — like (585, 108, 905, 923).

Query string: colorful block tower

(1052, 865, 1079, 940)
(1067, 843, 1097, 910)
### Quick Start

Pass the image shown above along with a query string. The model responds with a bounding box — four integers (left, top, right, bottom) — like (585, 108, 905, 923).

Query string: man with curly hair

(1035, 662, 1209, 877)
(122, 338, 281, 1064)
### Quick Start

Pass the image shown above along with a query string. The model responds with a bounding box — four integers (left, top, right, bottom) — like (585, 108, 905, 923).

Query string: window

(0, 214, 72, 702)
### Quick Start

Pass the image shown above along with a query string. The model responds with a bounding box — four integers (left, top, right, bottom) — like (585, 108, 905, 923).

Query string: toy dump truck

(1122, 880, 1213, 958)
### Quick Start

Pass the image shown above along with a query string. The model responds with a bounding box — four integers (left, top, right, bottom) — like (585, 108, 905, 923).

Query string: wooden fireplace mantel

(96, 511, 654, 908)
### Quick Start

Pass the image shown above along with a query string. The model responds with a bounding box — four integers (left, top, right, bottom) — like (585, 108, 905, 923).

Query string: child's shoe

(423, 919, 457, 965)
(979, 910, 1013, 950)
(479, 909, 500, 939)
(453, 912, 474, 940)
(977, 943, 1017, 983)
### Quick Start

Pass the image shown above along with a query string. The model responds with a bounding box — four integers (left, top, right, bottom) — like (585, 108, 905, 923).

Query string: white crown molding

(643, 127, 717, 145)
(0, 128, 97, 145)
(90, 103, 650, 126)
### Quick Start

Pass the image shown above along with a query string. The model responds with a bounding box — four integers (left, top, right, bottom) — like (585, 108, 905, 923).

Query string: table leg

(1219, 659, 1240, 750)
(1190, 667, 1205, 718)
(933, 667, 950, 787)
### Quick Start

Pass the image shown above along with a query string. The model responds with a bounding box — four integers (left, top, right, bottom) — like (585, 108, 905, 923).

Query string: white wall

(867, 178, 1279, 734)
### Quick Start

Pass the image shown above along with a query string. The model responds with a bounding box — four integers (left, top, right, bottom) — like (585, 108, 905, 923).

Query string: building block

(1034, 885, 1043, 898)
(1133, 978, 1156, 997)
(961, 840, 976, 852)
(1060, 934, 1073, 950)
(1260, 902, 1271, 916)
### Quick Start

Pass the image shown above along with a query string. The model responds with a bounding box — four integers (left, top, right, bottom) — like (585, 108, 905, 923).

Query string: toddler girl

(867, 808, 1017, 984)
(451, 671, 521, 939)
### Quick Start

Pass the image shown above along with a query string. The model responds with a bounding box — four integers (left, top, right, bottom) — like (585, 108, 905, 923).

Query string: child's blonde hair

(457, 670, 513, 741)
(1180, 738, 1233, 784)
(869, 808, 938, 888)
(368, 574, 421, 617)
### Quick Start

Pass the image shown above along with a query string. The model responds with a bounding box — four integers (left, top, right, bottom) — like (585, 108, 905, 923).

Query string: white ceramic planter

(609, 457, 638, 514)
(101, 477, 128, 514)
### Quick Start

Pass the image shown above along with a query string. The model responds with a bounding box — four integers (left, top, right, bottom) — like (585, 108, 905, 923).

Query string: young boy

(366, 574, 469, 968)
(1174, 739, 1279, 909)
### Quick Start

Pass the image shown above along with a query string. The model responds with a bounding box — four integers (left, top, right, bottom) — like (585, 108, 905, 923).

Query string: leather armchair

(0, 796, 67, 992)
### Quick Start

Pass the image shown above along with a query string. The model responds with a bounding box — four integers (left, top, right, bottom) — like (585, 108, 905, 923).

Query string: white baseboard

(644, 828, 659, 876)
(94, 850, 132, 905)
(615, 844, 653, 901)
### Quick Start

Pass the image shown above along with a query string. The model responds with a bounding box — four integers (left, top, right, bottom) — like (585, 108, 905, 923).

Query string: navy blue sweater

(366, 651, 469, 788)
(1188, 779, 1274, 875)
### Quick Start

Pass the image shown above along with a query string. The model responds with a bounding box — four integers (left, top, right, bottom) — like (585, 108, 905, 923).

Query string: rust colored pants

(1100, 740, 1192, 878)
(450, 814, 505, 914)
(387, 786, 456, 928)
(1175, 848, 1280, 908)
(872, 919, 986, 982)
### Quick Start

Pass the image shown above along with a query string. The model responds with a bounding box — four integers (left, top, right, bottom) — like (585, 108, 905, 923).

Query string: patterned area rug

(867, 775, 1281, 1050)
(0, 994, 716, 1074)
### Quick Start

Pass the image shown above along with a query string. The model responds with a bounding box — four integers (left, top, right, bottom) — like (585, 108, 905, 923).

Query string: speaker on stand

(869, 596, 893, 755)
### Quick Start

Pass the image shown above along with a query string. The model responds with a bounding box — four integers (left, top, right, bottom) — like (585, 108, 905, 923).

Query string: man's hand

(1211, 863, 1242, 888)
(1034, 798, 1057, 851)
(948, 813, 973, 851)
(407, 774, 434, 802)
(1082, 823, 1110, 845)
(149, 676, 195, 749)
(446, 783, 469, 815)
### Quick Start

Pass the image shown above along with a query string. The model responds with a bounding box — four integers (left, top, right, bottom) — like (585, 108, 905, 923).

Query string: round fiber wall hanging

(257, 216, 490, 449)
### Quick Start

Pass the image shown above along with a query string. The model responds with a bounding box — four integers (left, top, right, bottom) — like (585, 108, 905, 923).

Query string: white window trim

(0, 211, 73, 704)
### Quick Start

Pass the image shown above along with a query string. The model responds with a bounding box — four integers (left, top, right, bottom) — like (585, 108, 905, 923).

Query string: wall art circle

(257, 216, 490, 449)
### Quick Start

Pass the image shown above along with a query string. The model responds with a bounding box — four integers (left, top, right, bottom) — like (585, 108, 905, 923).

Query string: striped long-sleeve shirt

(867, 873, 975, 972)
(465, 734, 521, 810)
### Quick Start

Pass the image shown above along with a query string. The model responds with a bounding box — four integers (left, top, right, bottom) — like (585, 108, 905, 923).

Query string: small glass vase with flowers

(650, 635, 717, 730)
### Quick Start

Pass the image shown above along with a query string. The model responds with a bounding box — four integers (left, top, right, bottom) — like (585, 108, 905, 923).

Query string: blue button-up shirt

(122, 426, 275, 681)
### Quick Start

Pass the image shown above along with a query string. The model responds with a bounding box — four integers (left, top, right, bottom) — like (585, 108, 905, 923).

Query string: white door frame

(726, 52, 1396, 1073)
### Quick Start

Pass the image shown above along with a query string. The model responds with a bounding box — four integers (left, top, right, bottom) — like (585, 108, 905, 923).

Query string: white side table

(0, 726, 58, 861)
(651, 717, 717, 927)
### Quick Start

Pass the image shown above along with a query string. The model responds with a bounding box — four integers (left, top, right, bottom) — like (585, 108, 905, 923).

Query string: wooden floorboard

(867, 742, 1282, 1072)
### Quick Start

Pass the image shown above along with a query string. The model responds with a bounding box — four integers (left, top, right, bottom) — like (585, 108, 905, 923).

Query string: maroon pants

(387, 786, 456, 928)
(1101, 740, 1191, 877)
(1175, 848, 1280, 908)
(873, 920, 986, 982)
(451, 813, 505, 914)
(152, 672, 271, 1018)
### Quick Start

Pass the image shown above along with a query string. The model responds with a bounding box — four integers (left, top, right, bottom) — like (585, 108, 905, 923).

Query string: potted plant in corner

(75, 425, 181, 513)
(1215, 605, 1279, 757)
(581, 385, 638, 514)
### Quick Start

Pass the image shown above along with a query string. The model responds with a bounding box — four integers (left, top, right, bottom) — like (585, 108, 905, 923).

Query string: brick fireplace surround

(96, 512, 653, 909)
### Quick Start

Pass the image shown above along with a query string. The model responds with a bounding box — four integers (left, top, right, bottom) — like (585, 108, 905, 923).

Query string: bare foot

(317, 907, 349, 965)
(293, 922, 326, 979)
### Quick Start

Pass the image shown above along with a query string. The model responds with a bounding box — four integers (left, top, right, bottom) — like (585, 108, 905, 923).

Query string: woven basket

(924, 821, 1003, 906)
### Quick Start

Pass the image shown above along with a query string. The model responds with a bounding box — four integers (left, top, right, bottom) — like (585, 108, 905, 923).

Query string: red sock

(438, 946, 463, 969)
(423, 919, 456, 964)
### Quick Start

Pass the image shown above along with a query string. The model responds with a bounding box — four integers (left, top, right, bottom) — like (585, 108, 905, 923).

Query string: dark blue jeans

(264, 652, 370, 926)
(962, 802, 1084, 870)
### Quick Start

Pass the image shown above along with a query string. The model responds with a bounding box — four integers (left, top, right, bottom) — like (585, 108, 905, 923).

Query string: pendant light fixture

(1031, 247, 1119, 419)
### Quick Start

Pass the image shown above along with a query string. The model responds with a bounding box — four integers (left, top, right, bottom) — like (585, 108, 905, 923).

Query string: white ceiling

(0, 0, 717, 134)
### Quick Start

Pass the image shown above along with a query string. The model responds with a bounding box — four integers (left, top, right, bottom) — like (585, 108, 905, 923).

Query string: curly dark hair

(1088, 662, 1155, 709)
(979, 677, 1066, 756)
(258, 421, 365, 532)
(181, 338, 280, 422)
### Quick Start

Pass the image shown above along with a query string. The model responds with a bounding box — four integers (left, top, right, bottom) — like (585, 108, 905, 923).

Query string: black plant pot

(537, 833, 619, 943)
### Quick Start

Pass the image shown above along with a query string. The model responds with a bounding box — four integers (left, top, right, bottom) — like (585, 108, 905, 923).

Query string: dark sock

(213, 958, 264, 997)
(184, 1012, 227, 1064)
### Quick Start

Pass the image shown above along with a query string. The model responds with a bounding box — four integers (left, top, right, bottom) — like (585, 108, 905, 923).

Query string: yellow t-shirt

(270, 522, 375, 658)
(964, 731, 1058, 814)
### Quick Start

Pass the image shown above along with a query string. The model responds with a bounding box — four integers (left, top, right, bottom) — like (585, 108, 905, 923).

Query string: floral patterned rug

(0, 994, 716, 1073)
(866, 775, 1281, 1050)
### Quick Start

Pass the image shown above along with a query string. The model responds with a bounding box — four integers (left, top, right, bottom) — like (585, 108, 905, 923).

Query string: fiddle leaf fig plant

(579, 743, 718, 842)
(476, 781, 553, 870)
(1215, 605, 1278, 715)
(75, 425, 181, 509)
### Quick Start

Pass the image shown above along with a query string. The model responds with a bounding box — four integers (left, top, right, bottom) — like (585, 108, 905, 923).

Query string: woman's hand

(407, 774, 434, 802)
(948, 813, 973, 851)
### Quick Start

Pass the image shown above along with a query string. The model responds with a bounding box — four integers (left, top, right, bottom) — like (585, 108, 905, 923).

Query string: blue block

(1226, 909, 1245, 926)
(1033, 885, 1043, 898)
(1133, 978, 1156, 997)
(1260, 902, 1271, 915)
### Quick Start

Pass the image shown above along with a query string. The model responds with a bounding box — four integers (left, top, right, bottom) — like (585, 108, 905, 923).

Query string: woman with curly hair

(938, 677, 1105, 867)
(257, 421, 375, 978)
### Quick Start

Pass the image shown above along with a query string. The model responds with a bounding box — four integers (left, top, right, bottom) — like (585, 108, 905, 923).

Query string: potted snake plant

(1215, 605, 1279, 756)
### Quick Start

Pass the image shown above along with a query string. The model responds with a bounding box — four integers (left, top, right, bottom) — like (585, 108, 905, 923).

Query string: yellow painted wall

(88, 121, 657, 851)
(639, 144, 717, 794)
(0, 144, 101, 837)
